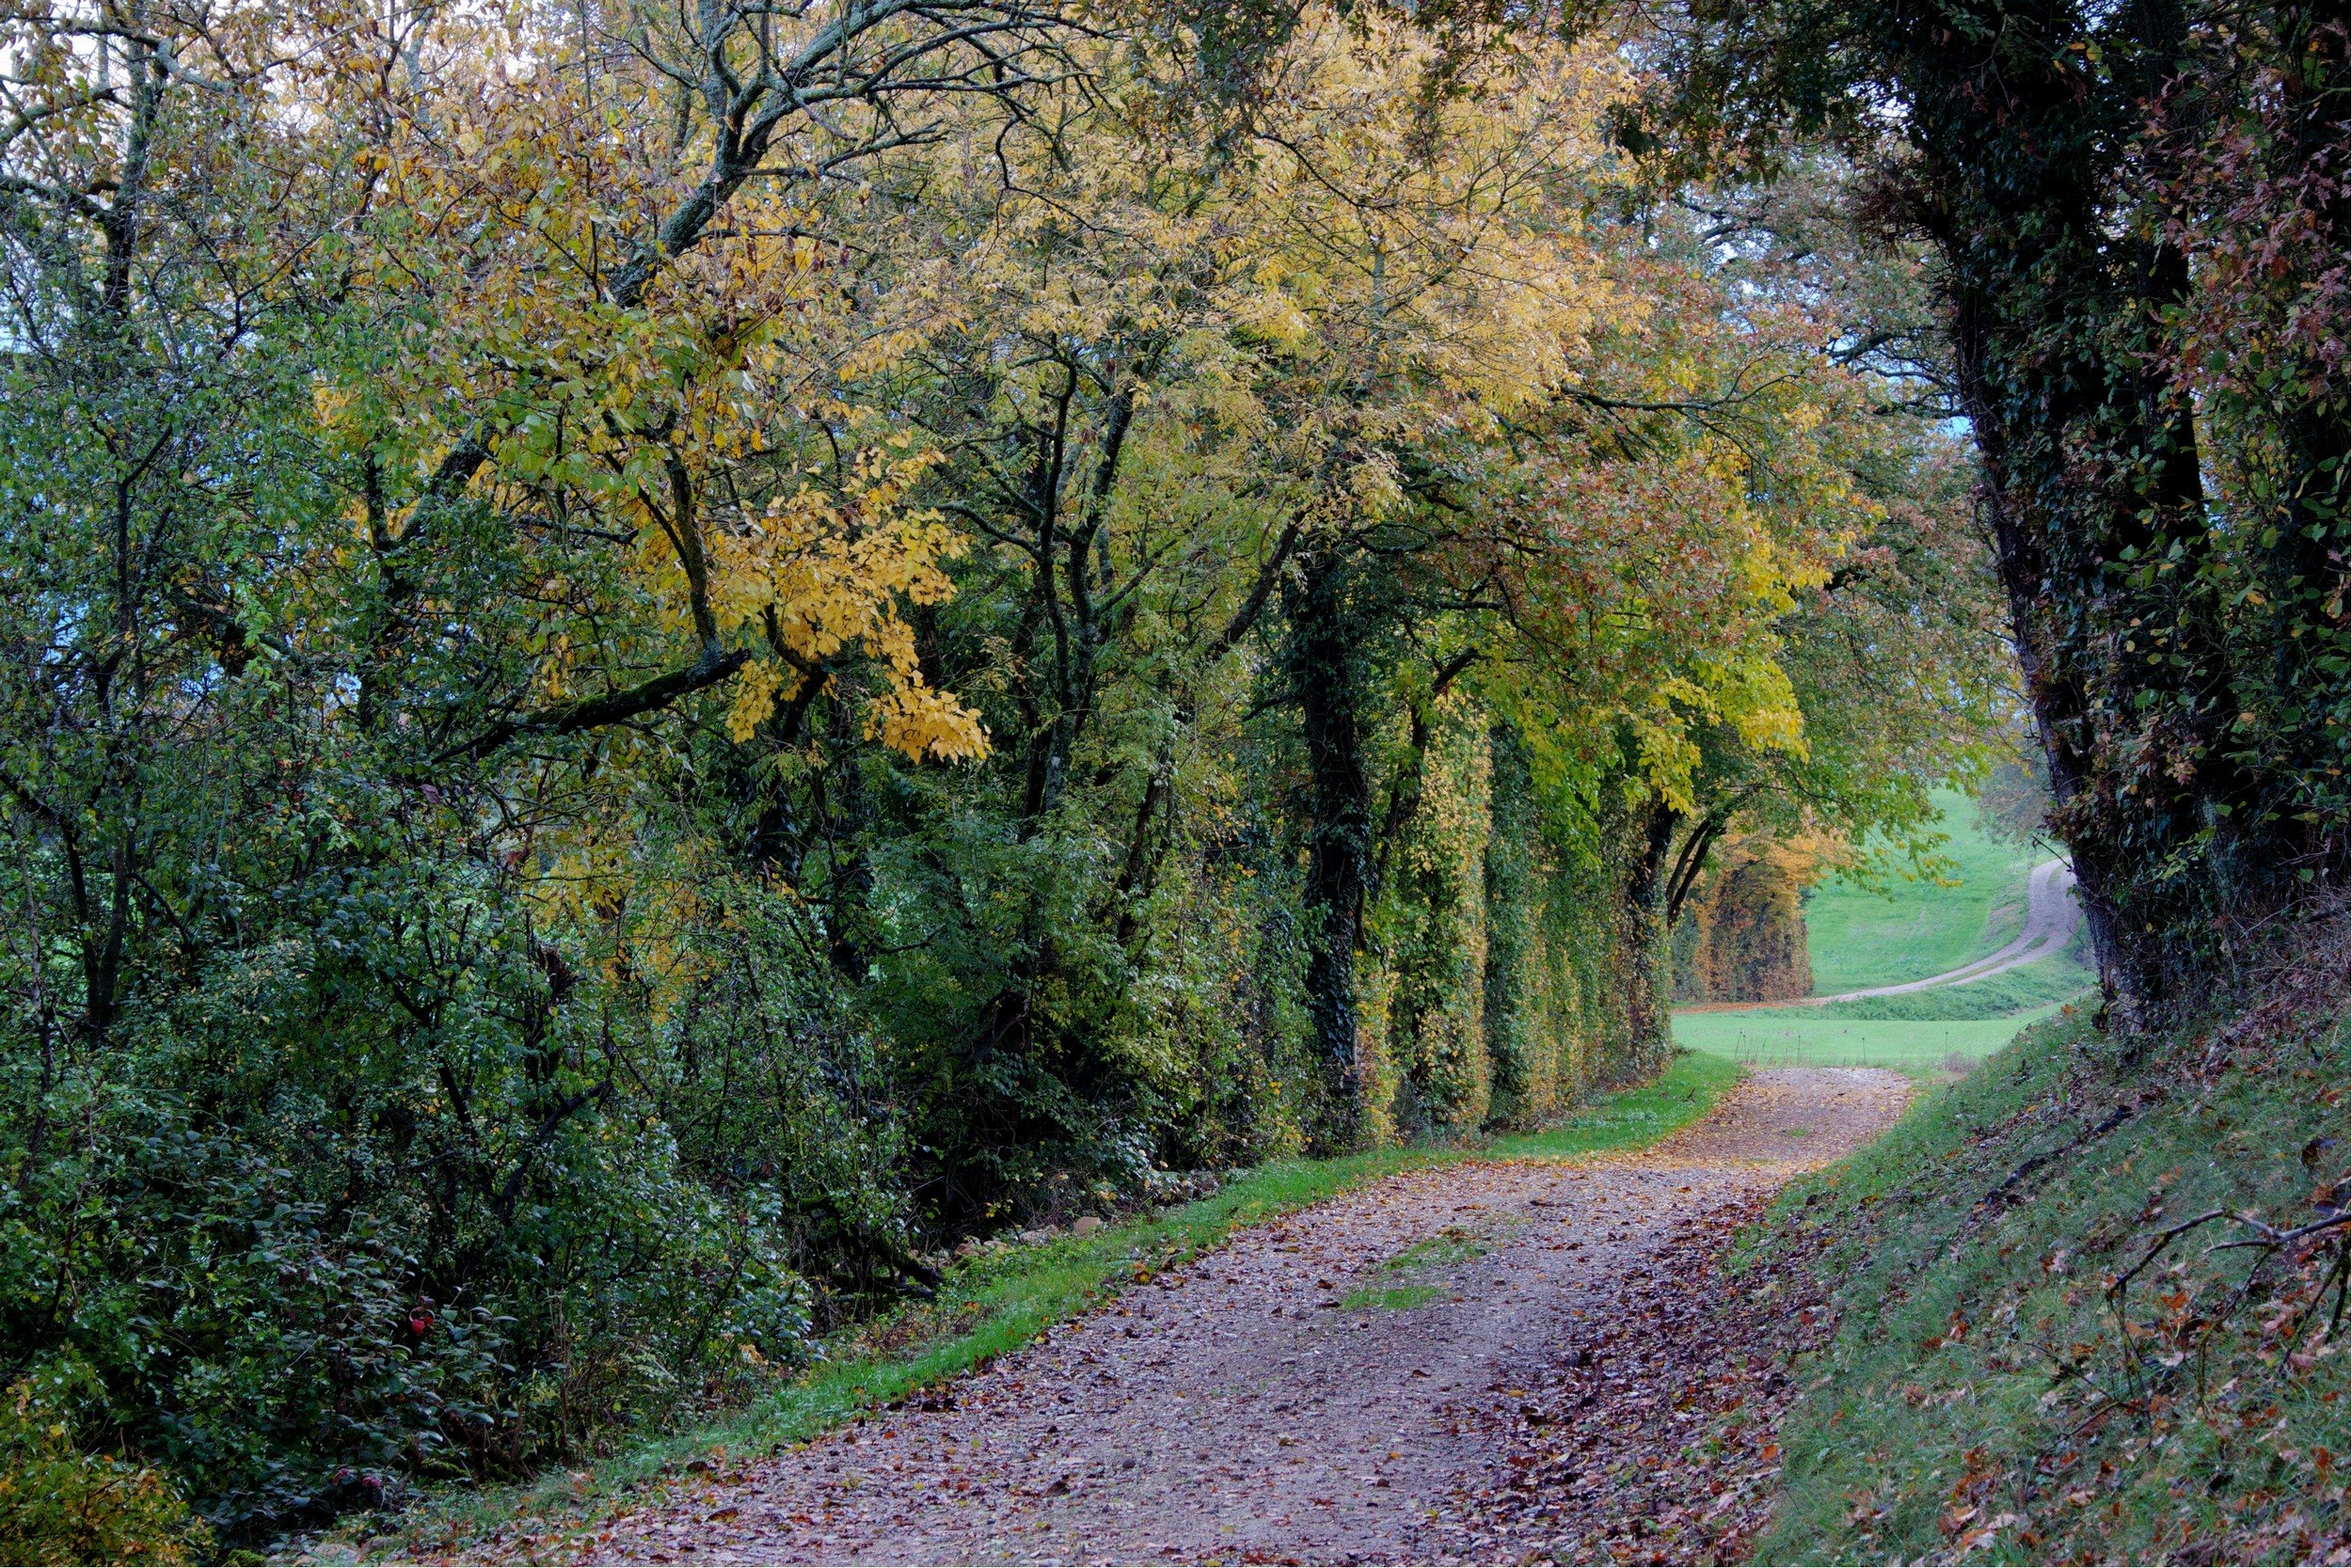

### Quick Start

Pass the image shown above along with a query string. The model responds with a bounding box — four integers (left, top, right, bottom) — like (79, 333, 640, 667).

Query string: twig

(2067, 1395, 2130, 1440)
(2106, 1210, 2232, 1298)
(2205, 1212, 2349, 1252)
(2282, 1233, 2351, 1345)
(1981, 1104, 2131, 1208)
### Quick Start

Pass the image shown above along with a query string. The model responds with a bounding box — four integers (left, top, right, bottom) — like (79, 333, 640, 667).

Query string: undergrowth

(0, 1379, 213, 1566)
(366, 1052, 1740, 1560)
(1754, 948, 2349, 1563)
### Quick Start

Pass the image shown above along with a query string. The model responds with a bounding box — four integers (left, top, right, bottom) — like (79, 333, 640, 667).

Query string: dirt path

(557, 1069, 1909, 1566)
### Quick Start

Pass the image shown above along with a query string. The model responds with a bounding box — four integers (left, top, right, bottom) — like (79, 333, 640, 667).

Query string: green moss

(1752, 1000, 2349, 1563)
(1339, 1284, 1449, 1311)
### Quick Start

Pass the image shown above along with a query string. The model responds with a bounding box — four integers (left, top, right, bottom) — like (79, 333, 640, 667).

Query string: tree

(0, 0, 1073, 1528)
(0, 1, 2018, 1528)
(1629, 0, 2349, 1016)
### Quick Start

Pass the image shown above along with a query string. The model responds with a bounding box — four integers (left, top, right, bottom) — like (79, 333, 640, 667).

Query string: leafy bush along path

(524, 1069, 1908, 1564)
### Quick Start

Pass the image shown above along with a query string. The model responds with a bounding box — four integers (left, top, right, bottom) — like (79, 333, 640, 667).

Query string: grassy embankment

(381, 1052, 1742, 1558)
(1675, 789, 2095, 1074)
(1747, 959, 2348, 1562)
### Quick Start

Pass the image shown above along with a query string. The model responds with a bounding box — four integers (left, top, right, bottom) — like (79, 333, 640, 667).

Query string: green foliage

(1751, 978, 2348, 1562)
(0, 0, 1994, 1539)
(1480, 725, 1549, 1120)
(0, 1379, 213, 1566)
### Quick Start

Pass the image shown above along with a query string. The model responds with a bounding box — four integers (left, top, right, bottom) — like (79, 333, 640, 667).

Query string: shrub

(0, 1379, 213, 1566)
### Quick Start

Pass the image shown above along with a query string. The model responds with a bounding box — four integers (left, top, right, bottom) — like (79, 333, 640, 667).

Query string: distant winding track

(1810, 858, 2079, 1003)
(1681, 856, 2082, 1016)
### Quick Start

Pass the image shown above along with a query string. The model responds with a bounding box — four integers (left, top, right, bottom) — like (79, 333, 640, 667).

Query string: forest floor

(511, 1068, 1909, 1565)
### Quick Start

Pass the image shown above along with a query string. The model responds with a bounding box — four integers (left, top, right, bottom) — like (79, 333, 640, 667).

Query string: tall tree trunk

(1482, 721, 1540, 1124)
(1619, 800, 1679, 1076)
(1287, 550, 1375, 1150)
(1949, 294, 2128, 990)
(1912, 0, 2233, 1017)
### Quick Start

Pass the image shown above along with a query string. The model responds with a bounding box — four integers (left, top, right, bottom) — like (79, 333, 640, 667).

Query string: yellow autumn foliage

(0, 1383, 211, 1567)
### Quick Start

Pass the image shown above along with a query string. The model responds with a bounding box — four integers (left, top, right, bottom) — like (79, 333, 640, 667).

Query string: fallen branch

(1981, 1104, 2131, 1208)
(2205, 1211, 2350, 1253)
(2106, 1210, 2233, 1299)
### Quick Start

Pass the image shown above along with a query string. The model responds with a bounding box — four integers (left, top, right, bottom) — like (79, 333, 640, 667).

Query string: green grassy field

(1816, 954, 2090, 1020)
(1800, 787, 2044, 994)
(1675, 791, 2093, 1073)
(1672, 999, 2070, 1073)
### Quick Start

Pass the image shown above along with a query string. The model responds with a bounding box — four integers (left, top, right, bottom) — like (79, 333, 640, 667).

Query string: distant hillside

(1673, 791, 2093, 1074)
(1802, 788, 2049, 996)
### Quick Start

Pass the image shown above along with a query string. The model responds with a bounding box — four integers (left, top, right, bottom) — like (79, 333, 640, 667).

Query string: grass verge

(1673, 1004, 2068, 1076)
(1745, 968, 2348, 1563)
(376, 1049, 1741, 1560)
(1338, 1284, 1449, 1312)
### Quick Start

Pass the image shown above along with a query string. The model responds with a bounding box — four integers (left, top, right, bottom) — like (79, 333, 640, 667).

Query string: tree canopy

(0, 0, 2330, 1540)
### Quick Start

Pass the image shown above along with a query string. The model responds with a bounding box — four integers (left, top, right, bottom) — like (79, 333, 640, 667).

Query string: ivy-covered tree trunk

(1898, 0, 2267, 1014)
(1287, 549, 1376, 1151)
(1618, 800, 1680, 1075)
(1380, 693, 1492, 1137)
(1481, 722, 1541, 1124)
